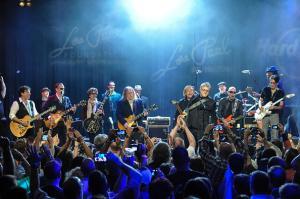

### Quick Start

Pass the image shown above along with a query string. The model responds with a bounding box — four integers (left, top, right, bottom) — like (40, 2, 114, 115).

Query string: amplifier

(148, 126, 169, 141)
(244, 117, 257, 128)
(147, 116, 171, 127)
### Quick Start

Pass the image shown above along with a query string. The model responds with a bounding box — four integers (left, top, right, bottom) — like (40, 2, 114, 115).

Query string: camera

(271, 125, 278, 130)
(42, 135, 48, 141)
(94, 152, 107, 162)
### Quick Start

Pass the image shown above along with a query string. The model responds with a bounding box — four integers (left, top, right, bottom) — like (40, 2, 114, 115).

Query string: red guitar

(217, 115, 244, 128)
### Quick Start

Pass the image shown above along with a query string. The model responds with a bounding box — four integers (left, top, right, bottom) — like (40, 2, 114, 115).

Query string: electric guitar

(254, 93, 295, 120)
(217, 114, 244, 128)
(117, 104, 159, 130)
(83, 90, 112, 133)
(44, 100, 86, 128)
(10, 106, 56, 137)
(170, 100, 188, 118)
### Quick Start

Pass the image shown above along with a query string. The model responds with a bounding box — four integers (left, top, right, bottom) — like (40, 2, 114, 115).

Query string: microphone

(108, 117, 114, 129)
(108, 117, 113, 125)
(241, 70, 251, 74)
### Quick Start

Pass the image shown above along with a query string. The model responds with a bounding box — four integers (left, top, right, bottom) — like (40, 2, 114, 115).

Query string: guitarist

(174, 85, 196, 125)
(43, 83, 76, 146)
(116, 86, 147, 134)
(82, 87, 102, 142)
(259, 75, 284, 141)
(218, 86, 243, 134)
(9, 85, 39, 139)
(187, 82, 216, 142)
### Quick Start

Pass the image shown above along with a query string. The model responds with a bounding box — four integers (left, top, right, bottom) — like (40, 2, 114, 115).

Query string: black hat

(41, 87, 51, 93)
(217, 82, 226, 86)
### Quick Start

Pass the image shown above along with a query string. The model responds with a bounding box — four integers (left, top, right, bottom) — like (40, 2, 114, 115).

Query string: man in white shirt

(9, 85, 39, 138)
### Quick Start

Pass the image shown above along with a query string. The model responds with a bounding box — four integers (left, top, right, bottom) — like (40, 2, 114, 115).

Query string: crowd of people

(0, 113, 300, 198)
(0, 66, 300, 199)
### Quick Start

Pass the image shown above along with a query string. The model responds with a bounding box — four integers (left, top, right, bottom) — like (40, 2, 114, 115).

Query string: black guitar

(83, 90, 112, 133)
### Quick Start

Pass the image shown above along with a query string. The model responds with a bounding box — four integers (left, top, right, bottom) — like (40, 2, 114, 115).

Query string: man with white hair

(134, 85, 149, 109)
(218, 86, 243, 134)
(187, 82, 216, 141)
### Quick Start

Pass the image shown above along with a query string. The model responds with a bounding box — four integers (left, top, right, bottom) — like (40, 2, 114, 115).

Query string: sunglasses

(229, 91, 236, 94)
(59, 88, 65, 90)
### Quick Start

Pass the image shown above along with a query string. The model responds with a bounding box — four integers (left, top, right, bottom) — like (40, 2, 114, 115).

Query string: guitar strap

(232, 100, 238, 117)
(29, 101, 34, 117)
(187, 98, 208, 112)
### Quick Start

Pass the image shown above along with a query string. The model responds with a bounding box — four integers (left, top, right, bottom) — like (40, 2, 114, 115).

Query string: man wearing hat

(134, 85, 149, 109)
(214, 82, 227, 105)
(36, 87, 51, 113)
(265, 66, 283, 90)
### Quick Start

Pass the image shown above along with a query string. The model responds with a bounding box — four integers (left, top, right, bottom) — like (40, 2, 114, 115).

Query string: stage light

(18, 0, 32, 7)
(26, 0, 32, 7)
(122, 0, 194, 30)
(18, 0, 25, 7)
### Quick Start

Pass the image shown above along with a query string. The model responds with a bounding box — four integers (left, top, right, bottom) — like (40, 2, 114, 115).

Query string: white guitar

(255, 93, 295, 120)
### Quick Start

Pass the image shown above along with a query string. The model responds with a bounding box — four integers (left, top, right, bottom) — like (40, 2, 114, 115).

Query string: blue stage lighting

(122, 0, 194, 30)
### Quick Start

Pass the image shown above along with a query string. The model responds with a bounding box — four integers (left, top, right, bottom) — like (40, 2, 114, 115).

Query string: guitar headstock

(105, 90, 113, 97)
(170, 100, 179, 105)
(49, 106, 56, 112)
(286, 93, 295, 99)
(77, 100, 87, 107)
(149, 104, 159, 111)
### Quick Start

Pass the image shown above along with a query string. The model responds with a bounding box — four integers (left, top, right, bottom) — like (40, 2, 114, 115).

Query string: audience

(1, 116, 300, 199)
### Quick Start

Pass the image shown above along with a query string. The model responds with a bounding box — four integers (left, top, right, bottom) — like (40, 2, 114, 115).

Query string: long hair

(121, 86, 137, 101)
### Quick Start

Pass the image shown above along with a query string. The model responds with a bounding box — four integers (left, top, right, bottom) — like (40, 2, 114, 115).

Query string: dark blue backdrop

(1, 0, 300, 126)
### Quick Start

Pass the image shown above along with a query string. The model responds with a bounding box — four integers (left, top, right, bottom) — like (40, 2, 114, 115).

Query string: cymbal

(235, 91, 247, 95)
(243, 103, 254, 107)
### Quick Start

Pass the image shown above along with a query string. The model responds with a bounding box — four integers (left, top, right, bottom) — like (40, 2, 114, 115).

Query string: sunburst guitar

(117, 104, 159, 130)
(10, 106, 56, 137)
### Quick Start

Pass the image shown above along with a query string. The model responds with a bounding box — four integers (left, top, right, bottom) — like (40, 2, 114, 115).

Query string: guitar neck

(271, 97, 284, 107)
(175, 104, 184, 115)
(30, 108, 52, 122)
(95, 94, 110, 116)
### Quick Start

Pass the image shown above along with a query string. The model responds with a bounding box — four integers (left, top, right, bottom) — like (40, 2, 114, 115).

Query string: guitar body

(255, 101, 273, 120)
(83, 116, 102, 134)
(10, 115, 34, 137)
(44, 112, 63, 129)
(117, 115, 136, 130)
(218, 114, 244, 128)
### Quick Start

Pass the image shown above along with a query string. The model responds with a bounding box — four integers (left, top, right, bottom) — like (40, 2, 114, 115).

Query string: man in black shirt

(259, 75, 284, 140)
(213, 82, 227, 106)
(218, 86, 243, 134)
(187, 82, 216, 142)
(174, 85, 196, 123)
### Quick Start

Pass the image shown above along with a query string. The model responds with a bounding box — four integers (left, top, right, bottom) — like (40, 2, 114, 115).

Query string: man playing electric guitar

(174, 85, 196, 124)
(258, 75, 284, 141)
(116, 86, 148, 135)
(82, 87, 103, 143)
(218, 86, 244, 135)
(9, 85, 39, 139)
(43, 82, 77, 146)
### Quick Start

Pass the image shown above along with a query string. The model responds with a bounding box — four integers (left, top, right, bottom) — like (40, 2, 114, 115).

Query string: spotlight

(18, 0, 32, 7)
(18, 0, 25, 7)
(26, 0, 32, 7)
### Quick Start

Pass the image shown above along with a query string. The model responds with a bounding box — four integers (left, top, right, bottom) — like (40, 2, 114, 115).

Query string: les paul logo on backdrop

(49, 24, 123, 65)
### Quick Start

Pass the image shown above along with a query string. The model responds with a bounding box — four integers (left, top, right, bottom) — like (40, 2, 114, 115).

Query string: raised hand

(27, 145, 41, 169)
(0, 136, 10, 150)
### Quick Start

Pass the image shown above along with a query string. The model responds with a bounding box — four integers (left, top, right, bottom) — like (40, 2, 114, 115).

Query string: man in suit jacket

(117, 86, 147, 134)
(43, 83, 76, 146)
